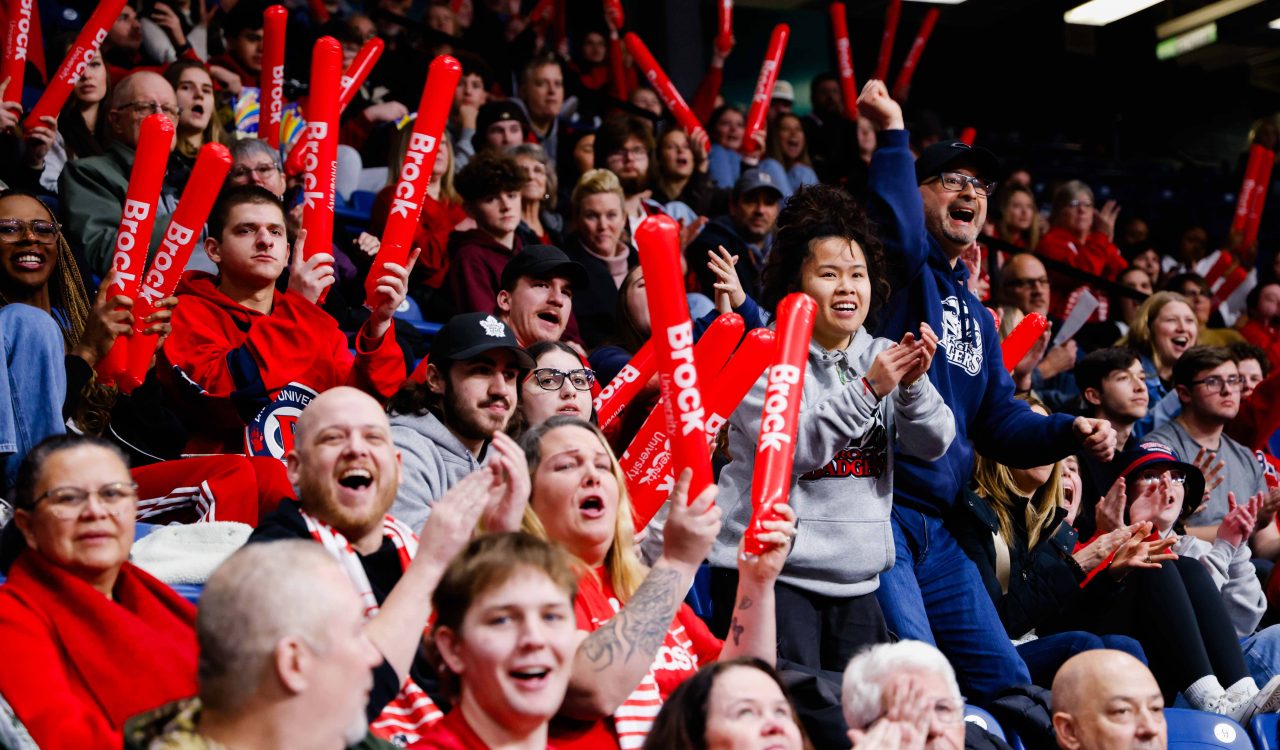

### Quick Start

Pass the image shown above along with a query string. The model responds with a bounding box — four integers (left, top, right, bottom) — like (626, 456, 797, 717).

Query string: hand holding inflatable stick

(741, 24, 789, 157)
(743, 293, 815, 556)
(367, 55, 461, 307)
(299, 36, 342, 302)
(24, 0, 127, 133)
(636, 215, 713, 501)
(1000, 312, 1049, 374)
(96, 114, 174, 384)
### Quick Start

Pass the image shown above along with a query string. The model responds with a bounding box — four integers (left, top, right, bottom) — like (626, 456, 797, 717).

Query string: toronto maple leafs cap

(430, 312, 535, 368)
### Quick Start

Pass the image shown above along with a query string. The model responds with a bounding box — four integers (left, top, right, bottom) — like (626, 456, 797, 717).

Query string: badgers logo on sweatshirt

(939, 295, 984, 376)
(245, 382, 318, 460)
(801, 419, 888, 480)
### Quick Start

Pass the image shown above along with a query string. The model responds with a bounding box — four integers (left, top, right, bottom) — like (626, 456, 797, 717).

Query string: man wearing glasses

(858, 78, 1117, 701)
(389, 312, 533, 532)
(1148, 345, 1280, 554)
(60, 71, 182, 277)
(1000, 252, 1081, 412)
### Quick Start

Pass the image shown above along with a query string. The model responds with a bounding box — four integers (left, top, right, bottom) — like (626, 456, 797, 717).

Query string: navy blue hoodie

(869, 129, 1078, 515)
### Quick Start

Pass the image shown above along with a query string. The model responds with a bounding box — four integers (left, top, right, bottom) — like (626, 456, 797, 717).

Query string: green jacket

(124, 698, 399, 750)
(58, 141, 181, 278)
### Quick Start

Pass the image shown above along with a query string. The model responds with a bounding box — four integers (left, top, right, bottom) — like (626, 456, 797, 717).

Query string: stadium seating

(1164, 708, 1253, 750)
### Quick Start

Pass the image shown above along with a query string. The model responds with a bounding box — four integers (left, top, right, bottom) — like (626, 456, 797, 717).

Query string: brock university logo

(246, 382, 318, 460)
(939, 295, 983, 376)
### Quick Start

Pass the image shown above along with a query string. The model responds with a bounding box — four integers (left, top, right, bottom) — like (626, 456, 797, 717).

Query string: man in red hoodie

(159, 185, 412, 460)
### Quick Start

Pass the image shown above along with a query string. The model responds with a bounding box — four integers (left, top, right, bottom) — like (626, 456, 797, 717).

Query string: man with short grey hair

(124, 541, 387, 748)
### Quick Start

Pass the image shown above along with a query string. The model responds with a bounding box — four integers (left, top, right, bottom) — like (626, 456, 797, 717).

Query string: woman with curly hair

(707, 184, 957, 675)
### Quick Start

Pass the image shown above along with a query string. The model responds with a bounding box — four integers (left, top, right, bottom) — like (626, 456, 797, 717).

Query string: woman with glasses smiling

(0, 434, 198, 748)
(1036, 180, 1128, 321)
(516, 341, 596, 433)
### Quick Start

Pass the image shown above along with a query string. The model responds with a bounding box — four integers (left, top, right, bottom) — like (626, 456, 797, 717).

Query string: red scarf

(0, 552, 197, 741)
(301, 510, 444, 746)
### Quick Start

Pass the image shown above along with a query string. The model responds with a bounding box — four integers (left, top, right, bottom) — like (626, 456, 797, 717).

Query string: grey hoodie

(1171, 532, 1266, 638)
(708, 327, 955, 598)
(389, 410, 483, 533)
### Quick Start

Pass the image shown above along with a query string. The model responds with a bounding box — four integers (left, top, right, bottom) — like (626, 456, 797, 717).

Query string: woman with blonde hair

(994, 184, 1043, 250)
(1125, 291, 1198, 436)
(518, 416, 794, 749)
(563, 169, 631, 348)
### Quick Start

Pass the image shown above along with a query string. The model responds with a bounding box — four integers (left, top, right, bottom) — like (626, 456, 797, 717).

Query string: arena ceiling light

(1271, 16, 1280, 28)
(1156, 0, 1263, 38)
(1063, 0, 1165, 26)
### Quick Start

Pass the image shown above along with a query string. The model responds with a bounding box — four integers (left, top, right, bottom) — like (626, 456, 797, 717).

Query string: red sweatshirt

(370, 188, 467, 289)
(443, 229, 522, 315)
(157, 271, 405, 458)
(1036, 226, 1127, 320)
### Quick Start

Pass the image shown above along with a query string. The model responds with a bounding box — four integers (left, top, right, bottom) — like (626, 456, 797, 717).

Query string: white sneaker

(1218, 675, 1280, 726)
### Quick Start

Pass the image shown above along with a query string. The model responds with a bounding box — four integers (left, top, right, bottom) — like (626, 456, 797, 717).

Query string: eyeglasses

(1190, 375, 1242, 392)
(609, 146, 648, 162)
(228, 163, 282, 181)
(933, 172, 996, 197)
(930, 699, 966, 725)
(1133, 469, 1187, 486)
(529, 368, 595, 391)
(1068, 199, 1094, 209)
(116, 101, 182, 118)
(0, 219, 59, 242)
(31, 482, 138, 520)
(1004, 276, 1049, 290)
(1179, 288, 1208, 300)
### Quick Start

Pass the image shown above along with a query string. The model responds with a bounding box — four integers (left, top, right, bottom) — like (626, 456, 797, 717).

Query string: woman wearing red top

(0, 435, 198, 749)
(1036, 180, 1127, 320)
(372, 131, 467, 290)
(518, 416, 795, 750)
(418, 532, 581, 750)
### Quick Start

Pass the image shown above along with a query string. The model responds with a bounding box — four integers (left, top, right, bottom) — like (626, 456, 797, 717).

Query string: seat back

(1165, 708, 1251, 750)
(1251, 713, 1280, 750)
(965, 705, 1007, 741)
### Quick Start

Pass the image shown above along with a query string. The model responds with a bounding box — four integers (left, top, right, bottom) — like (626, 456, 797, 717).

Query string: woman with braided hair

(0, 190, 177, 491)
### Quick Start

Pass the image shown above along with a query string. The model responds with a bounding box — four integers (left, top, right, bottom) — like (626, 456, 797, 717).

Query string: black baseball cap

(500, 245, 589, 292)
(733, 168, 784, 200)
(914, 141, 1000, 185)
(430, 313, 535, 368)
(475, 101, 530, 139)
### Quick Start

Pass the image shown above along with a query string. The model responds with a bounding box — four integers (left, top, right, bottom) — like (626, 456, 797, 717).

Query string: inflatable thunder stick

(260, 5, 286, 148)
(300, 36, 342, 286)
(1000, 312, 1048, 374)
(1242, 147, 1274, 249)
(715, 0, 733, 55)
(285, 37, 385, 174)
(1202, 251, 1234, 287)
(1212, 266, 1249, 309)
(594, 340, 656, 431)
(366, 55, 461, 305)
(742, 293, 816, 556)
(628, 326, 776, 532)
(624, 33, 709, 154)
(873, 0, 901, 83)
(603, 0, 624, 29)
(120, 143, 233, 391)
(96, 114, 174, 385)
(307, 0, 330, 23)
(1, 0, 34, 105)
(741, 24, 789, 157)
(525, 0, 555, 26)
(1229, 145, 1269, 238)
(636, 215, 713, 500)
(959, 127, 977, 146)
(24, 0, 126, 133)
(623, 314, 745, 528)
(829, 2, 857, 121)
(890, 7, 939, 101)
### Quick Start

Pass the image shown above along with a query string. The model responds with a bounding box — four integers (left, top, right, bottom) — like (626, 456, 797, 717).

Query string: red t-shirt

(550, 569, 723, 750)
(414, 708, 555, 749)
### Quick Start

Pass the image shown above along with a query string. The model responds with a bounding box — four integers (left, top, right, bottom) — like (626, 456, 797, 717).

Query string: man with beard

(247, 386, 528, 746)
(683, 169, 782, 302)
(859, 79, 1117, 702)
(594, 117, 697, 240)
(390, 312, 534, 532)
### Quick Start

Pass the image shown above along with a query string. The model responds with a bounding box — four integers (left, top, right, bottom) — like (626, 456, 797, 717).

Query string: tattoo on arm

(728, 596, 752, 646)
(582, 566, 682, 672)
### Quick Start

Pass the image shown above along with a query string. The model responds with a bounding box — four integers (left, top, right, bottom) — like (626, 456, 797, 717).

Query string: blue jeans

(0, 304, 66, 492)
(875, 505, 1031, 701)
(1242, 626, 1280, 687)
(1018, 632, 1147, 687)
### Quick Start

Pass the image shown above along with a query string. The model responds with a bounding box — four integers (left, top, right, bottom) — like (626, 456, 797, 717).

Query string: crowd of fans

(0, 0, 1279, 748)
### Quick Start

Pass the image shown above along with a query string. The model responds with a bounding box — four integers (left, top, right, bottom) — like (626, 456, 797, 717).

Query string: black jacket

(562, 233, 638, 349)
(684, 215, 766, 302)
(946, 489, 1089, 639)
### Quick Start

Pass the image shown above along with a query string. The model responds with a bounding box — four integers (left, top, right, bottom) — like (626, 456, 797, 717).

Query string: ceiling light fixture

(1156, 0, 1263, 38)
(1064, 0, 1164, 26)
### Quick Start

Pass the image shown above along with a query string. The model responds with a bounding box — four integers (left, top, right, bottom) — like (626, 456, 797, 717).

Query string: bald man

(60, 71, 186, 276)
(1052, 650, 1166, 750)
(248, 386, 527, 745)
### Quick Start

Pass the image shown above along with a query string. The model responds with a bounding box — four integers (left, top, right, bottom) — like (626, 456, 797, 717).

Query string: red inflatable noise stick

(367, 55, 461, 307)
(715, 0, 733, 55)
(260, 5, 287, 148)
(96, 114, 175, 385)
(624, 33, 709, 155)
(285, 37, 386, 175)
(595, 340, 656, 432)
(636, 214, 713, 501)
(1000, 312, 1049, 374)
(829, 2, 858, 121)
(120, 143, 233, 392)
(23, 0, 127, 134)
(623, 314, 745, 528)
(603, 0, 625, 30)
(743, 292, 816, 557)
(1, 0, 35, 105)
(300, 36, 342, 288)
(741, 23, 789, 157)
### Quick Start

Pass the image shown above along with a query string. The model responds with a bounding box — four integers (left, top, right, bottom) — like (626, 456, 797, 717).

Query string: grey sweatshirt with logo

(708, 327, 956, 598)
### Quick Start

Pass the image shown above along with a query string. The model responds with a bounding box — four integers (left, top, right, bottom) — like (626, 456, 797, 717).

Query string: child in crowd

(708, 183, 956, 674)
